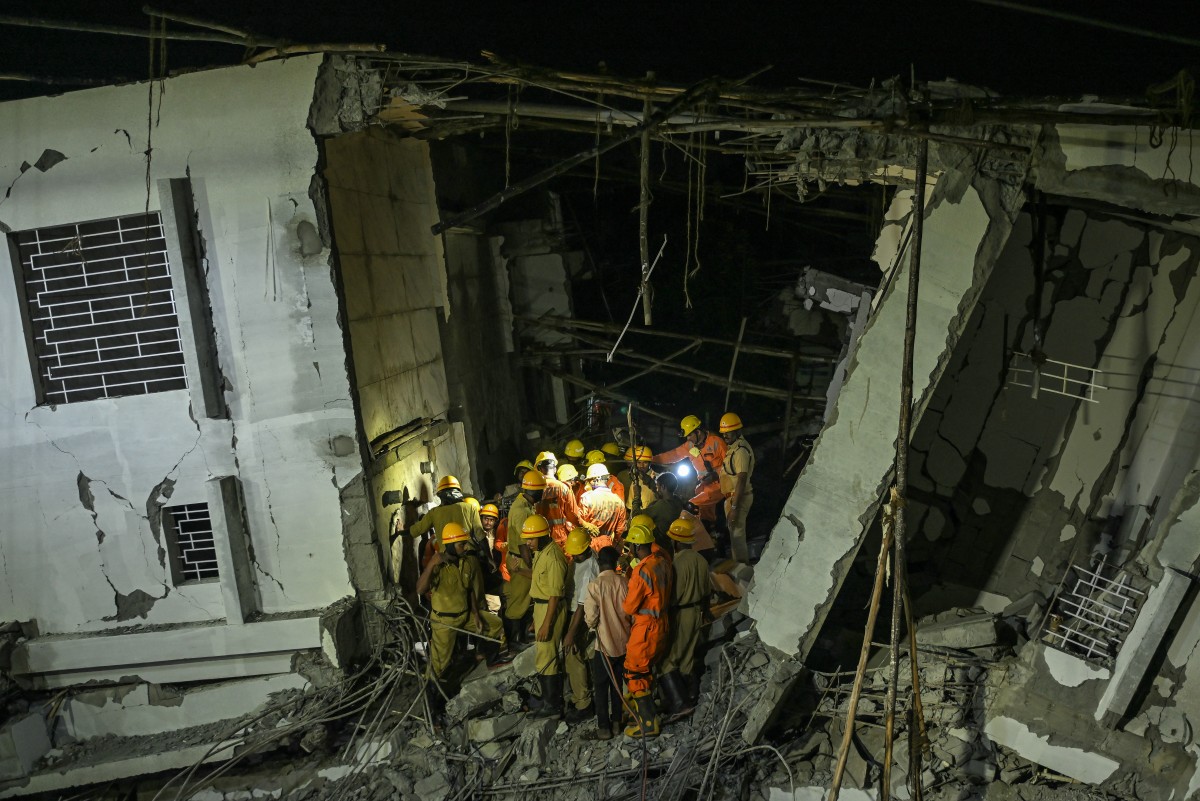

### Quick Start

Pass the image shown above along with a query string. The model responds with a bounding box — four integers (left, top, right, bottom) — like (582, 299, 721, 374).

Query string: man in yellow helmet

(619, 445, 657, 515)
(621, 522, 671, 738)
(719, 413, 756, 563)
(402, 475, 485, 570)
(653, 415, 728, 528)
(659, 518, 713, 717)
(561, 528, 597, 724)
(416, 522, 507, 712)
(534, 451, 599, 551)
(579, 463, 627, 552)
(525, 513, 569, 720)
(502, 470, 544, 650)
(588, 449, 626, 504)
(562, 439, 586, 469)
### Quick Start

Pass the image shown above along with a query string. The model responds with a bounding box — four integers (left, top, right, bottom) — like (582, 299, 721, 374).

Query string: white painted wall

(0, 56, 356, 634)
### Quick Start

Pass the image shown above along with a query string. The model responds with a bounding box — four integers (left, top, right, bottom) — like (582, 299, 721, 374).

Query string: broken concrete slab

(467, 713, 524, 742)
(983, 716, 1119, 784)
(915, 611, 999, 650)
(0, 711, 51, 781)
(445, 680, 501, 722)
(512, 643, 539, 678)
(516, 718, 557, 766)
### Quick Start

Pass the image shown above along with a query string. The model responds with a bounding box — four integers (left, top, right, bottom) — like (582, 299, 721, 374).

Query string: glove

(689, 446, 702, 459)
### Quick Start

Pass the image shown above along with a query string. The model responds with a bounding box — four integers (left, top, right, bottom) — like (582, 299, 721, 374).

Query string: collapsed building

(0, 43, 1199, 801)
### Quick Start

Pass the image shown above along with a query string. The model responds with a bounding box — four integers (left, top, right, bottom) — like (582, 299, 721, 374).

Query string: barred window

(9, 212, 189, 405)
(163, 502, 220, 584)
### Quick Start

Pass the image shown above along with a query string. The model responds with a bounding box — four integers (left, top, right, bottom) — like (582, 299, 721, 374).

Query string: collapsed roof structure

(1, 16, 1200, 798)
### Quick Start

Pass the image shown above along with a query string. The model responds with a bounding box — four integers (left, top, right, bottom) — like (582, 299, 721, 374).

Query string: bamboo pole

(431, 77, 721, 235)
(0, 13, 273, 46)
(724, 317, 748, 409)
(639, 76, 654, 326)
(603, 339, 701, 394)
(544, 370, 674, 422)
(883, 137, 929, 801)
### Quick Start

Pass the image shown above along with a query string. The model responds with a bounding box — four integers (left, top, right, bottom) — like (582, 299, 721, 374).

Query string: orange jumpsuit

(622, 543, 672, 694)
(580, 486, 628, 551)
(607, 474, 626, 504)
(537, 476, 589, 551)
(653, 434, 727, 522)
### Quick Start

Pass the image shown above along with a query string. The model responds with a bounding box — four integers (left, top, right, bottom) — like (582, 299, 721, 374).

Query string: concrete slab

(983, 715, 1118, 784)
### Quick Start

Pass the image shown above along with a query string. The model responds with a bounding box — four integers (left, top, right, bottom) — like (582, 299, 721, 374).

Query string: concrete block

(915, 612, 999, 650)
(512, 644, 539, 678)
(0, 711, 51, 780)
(445, 680, 501, 722)
(467, 713, 523, 742)
(742, 657, 804, 745)
(413, 771, 450, 801)
(516, 718, 556, 766)
(983, 716, 1118, 784)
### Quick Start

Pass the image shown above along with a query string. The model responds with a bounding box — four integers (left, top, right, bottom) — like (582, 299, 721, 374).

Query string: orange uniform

(622, 543, 673, 695)
(653, 433, 727, 522)
(607, 474, 626, 504)
(537, 476, 589, 550)
(579, 486, 628, 551)
(494, 518, 510, 581)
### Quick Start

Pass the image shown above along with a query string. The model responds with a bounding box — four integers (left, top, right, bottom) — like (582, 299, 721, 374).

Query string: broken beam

(544, 369, 675, 421)
(430, 77, 723, 235)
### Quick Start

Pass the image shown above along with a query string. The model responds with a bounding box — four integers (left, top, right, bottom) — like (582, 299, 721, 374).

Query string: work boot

(529, 674, 563, 720)
(686, 672, 700, 707)
(565, 703, 591, 725)
(624, 690, 660, 738)
(660, 671, 693, 718)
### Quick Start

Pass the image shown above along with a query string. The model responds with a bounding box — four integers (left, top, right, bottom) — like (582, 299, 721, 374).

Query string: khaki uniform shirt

(410, 502, 485, 548)
(429, 559, 470, 614)
(507, 495, 535, 557)
(670, 548, 712, 607)
(530, 543, 568, 601)
(720, 436, 755, 495)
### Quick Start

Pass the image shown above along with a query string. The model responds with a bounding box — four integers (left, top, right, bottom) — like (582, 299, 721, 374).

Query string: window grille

(164, 503, 220, 583)
(10, 212, 189, 405)
(1006, 352, 1105, 403)
(1041, 559, 1145, 666)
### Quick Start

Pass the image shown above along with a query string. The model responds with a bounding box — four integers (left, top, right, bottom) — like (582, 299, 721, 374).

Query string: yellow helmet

(535, 451, 558, 467)
(585, 449, 607, 466)
(624, 445, 653, 463)
(564, 439, 585, 459)
(463, 496, 481, 511)
(680, 414, 703, 437)
(631, 513, 655, 533)
(601, 442, 621, 457)
(521, 471, 547, 492)
(564, 528, 590, 556)
(436, 475, 461, 493)
(514, 459, 535, 478)
(625, 524, 654, 545)
(441, 522, 469, 545)
(667, 518, 695, 543)
(719, 412, 743, 433)
(585, 463, 609, 480)
(521, 514, 551, 539)
(557, 464, 579, 483)
(480, 503, 499, 520)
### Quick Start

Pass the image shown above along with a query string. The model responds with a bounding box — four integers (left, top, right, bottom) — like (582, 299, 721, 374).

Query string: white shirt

(572, 555, 600, 609)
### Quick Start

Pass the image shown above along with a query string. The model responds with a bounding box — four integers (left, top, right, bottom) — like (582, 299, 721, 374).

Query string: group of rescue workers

(395, 411, 756, 740)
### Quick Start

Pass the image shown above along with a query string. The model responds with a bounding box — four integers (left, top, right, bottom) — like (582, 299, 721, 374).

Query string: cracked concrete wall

(746, 168, 1023, 659)
(0, 56, 356, 635)
(904, 206, 1200, 615)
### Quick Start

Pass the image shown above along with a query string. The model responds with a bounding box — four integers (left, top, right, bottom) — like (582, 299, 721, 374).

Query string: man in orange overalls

(621, 521, 672, 738)
(579, 463, 628, 551)
(534, 451, 598, 550)
(653, 414, 727, 527)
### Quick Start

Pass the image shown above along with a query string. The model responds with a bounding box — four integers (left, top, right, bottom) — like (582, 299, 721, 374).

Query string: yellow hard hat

(625, 524, 654, 545)
(667, 518, 695, 543)
(631, 513, 655, 533)
(441, 522, 469, 545)
(624, 445, 653, 463)
(480, 503, 499, 520)
(557, 464, 579, 483)
(436, 475, 461, 493)
(535, 451, 558, 467)
(585, 463, 609, 480)
(514, 459, 535, 478)
(463, 496, 480, 511)
(564, 528, 590, 556)
(585, 449, 607, 466)
(601, 442, 621, 457)
(564, 439, 585, 458)
(680, 415, 703, 437)
(521, 514, 551, 539)
(521, 471, 547, 492)
(719, 412, 743, 433)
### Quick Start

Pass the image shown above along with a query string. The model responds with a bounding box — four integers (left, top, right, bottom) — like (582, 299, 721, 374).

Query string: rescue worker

(644, 472, 685, 546)
(621, 513, 658, 573)
(561, 528, 598, 724)
(503, 471, 545, 650)
(659, 518, 713, 716)
(563, 439, 587, 470)
(535, 451, 598, 550)
(719, 413, 756, 564)
(621, 521, 671, 738)
(619, 445, 657, 515)
(557, 463, 586, 506)
(587, 449, 626, 504)
(525, 513, 569, 720)
(480, 503, 505, 597)
(583, 546, 630, 740)
(579, 463, 628, 551)
(501, 460, 537, 509)
(404, 476, 485, 568)
(652, 415, 727, 525)
(416, 522, 506, 711)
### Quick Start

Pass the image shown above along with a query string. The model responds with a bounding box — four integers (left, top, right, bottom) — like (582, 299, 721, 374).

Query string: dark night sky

(2, 1, 1198, 100)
